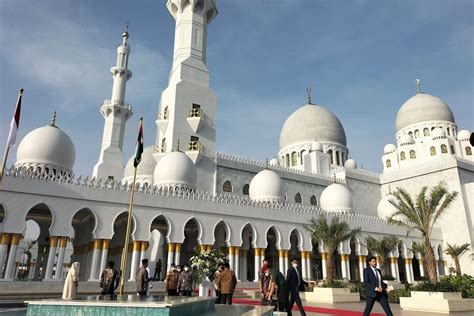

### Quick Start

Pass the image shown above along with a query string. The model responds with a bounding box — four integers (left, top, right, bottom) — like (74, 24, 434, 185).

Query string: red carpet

(233, 298, 385, 316)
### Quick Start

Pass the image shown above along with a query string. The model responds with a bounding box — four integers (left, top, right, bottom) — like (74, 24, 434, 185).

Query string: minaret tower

(155, 0, 218, 192)
(93, 26, 133, 181)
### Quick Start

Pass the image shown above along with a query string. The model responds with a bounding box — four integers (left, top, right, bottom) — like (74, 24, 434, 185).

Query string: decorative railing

(382, 156, 472, 178)
(101, 99, 132, 111)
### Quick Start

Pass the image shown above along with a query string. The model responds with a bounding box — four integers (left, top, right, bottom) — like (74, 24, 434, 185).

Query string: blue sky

(0, 0, 472, 176)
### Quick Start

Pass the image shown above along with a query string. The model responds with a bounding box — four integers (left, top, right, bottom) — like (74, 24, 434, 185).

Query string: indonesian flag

(133, 118, 144, 167)
(7, 89, 24, 146)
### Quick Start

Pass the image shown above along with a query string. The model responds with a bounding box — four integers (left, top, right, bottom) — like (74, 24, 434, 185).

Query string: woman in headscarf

(62, 262, 80, 300)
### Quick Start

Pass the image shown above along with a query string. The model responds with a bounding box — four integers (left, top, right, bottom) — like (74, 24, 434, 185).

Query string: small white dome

(457, 129, 471, 141)
(280, 104, 346, 150)
(396, 93, 455, 132)
(384, 144, 397, 154)
(153, 151, 197, 190)
(269, 158, 279, 166)
(320, 183, 353, 212)
(377, 194, 404, 221)
(311, 141, 323, 152)
(344, 159, 357, 169)
(123, 146, 156, 184)
(249, 169, 284, 203)
(16, 123, 75, 174)
(398, 134, 414, 146)
(431, 127, 446, 139)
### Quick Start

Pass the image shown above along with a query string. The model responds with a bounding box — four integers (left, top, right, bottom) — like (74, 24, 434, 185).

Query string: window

(465, 147, 472, 156)
(328, 149, 334, 164)
(190, 103, 201, 117)
(431, 126, 436, 131)
(430, 146, 436, 156)
(160, 138, 167, 152)
(285, 154, 290, 167)
(336, 151, 341, 166)
(423, 128, 430, 136)
(410, 150, 416, 159)
(441, 144, 447, 154)
(291, 152, 298, 166)
(414, 130, 420, 138)
(300, 150, 306, 164)
(163, 106, 169, 119)
(242, 184, 249, 195)
(447, 128, 450, 136)
(386, 159, 391, 168)
(450, 145, 455, 154)
(223, 181, 232, 193)
(310, 195, 317, 206)
(188, 136, 199, 151)
(400, 151, 406, 160)
(295, 193, 302, 204)
(408, 131, 413, 138)
(341, 152, 345, 163)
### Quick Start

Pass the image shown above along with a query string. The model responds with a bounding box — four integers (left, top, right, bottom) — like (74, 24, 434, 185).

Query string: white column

(44, 237, 59, 280)
(88, 239, 102, 281)
(228, 246, 235, 272)
(301, 251, 307, 280)
(129, 241, 141, 281)
(0, 233, 11, 276)
(54, 237, 67, 280)
(321, 253, 328, 279)
(284, 250, 289, 276)
(99, 240, 110, 273)
(278, 250, 285, 275)
(419, 258, 425, 277)
(139, 241, 148, 264)
(340, 254, 348, 279)
(234, 247, 240, 281)
(405, 258, 414, 283)
(358, 255, 366, 282)
(306, 254, 312, 280)
(389, 257, 398, 281)
(28, 262, 36, 279)
(167, 243, 175, 274)
(174, 243, 181, 266)
(253, 248, 260, 282)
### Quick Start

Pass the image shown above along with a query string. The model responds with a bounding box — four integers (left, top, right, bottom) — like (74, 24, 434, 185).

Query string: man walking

(363, 256, 393, 316)
(178, 263, 194, 297)
(136, 259, 150, 298)
(216, 262, 237, 305)
(165, 263, 179, 296)
(271, 267, 289, 313)
(286, 258, 308, 316)
(99, 261, 119, 297)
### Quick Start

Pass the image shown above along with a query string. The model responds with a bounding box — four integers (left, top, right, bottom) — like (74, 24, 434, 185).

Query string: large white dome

(249, 169, 284, 203)
(396, 93, 455, 132)
(16, 123, 75, 174)
(377, 194, 404, 221)
(123, 146, 156, 184)
(153, 151, 197, 190)
(280, 104, 346, 149)
(320, 183, 353, 212)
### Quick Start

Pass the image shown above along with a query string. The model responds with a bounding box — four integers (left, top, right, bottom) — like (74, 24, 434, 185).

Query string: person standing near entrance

(178, 263, 194, 297)
(363, 256, 393, 316)
(165, 263, 179, 296)
(136, 259, 150, 298)
(153, 259, 162, 281)
(100, 261, 119, 297)
(62, 262, 80, 300)
(216, 262, 237, 305)
(286, 258, 308, 316)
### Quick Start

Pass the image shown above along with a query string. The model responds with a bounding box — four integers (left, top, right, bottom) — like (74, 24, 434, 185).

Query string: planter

(400, 291, 474, 314)
(304, 287, 360, 303)
(198, 281, 215, 297)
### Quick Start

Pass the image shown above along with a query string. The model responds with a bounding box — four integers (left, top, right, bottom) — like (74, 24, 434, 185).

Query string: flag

(133, 118, 144, 167)
(7, 89, 24, 146)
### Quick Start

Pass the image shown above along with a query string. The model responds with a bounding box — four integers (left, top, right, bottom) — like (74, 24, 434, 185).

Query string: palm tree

(445, 243, 470, 276)
(305, 215, 360, 282)
(410, 241, 428, 278)
(387, 181, 458, 283)
(365, 236, 399, 275)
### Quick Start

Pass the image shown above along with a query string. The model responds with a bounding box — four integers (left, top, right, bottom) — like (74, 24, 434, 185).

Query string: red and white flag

(7, 89, 23, 146)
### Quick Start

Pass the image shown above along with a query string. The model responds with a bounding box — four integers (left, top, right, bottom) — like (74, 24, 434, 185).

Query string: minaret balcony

(101, 99, 132, 111)
(187, 108, 206, 133)
(100, 99, 133, 120)
(154, 144, 167, 153)
(156, 112, 169, 134)
(186, 140, 203, 164)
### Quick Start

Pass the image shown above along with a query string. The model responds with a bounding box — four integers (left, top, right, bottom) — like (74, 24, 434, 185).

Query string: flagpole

(0, 89, 24, 183)
(119, 166, 138, 296)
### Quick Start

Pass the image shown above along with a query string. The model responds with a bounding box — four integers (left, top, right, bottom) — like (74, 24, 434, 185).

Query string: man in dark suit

(363, 256, 393, 316)
(286, 258, 308, 316)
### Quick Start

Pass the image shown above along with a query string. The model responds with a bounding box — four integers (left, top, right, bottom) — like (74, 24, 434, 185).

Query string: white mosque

(0, 0, 473, 287)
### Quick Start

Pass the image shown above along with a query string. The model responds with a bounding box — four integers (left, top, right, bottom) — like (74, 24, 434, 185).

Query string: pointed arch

(212, 220, 231, 246)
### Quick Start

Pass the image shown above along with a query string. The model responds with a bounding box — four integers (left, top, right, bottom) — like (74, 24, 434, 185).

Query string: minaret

(155, 0, 218, 192)
(92, 26, 133, 181)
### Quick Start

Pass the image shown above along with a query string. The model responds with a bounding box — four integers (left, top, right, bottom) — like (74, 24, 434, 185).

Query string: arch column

(99, 239, 110, 273)
(300, 251, 307, 280)
(140, 241, 148, 263)
(54, 237, 68, 280)
(174, 243, 182, 265)
(0, 233, 11, 277)
(88, 239, 103, 281)
(358, 255, 366, 282)
(28, 261, 36, 279)
(418, 257, 425, 277)
(389, 257, 399, 281)
(321, 252, 328, 279)
(284, 250, 289, 276)
(129, 241, 141, 281)
(234, 246, 240, 280)
(341, 254, 350, 280)
(167, 243, 175, 273)
(405, 258, 414, 283)
(254, 248, 264, 281)
(307, 252, 312, 280)
(44, 236, 59, 280)
(278, 250, 285, 275)
(228, 246, 235, 272)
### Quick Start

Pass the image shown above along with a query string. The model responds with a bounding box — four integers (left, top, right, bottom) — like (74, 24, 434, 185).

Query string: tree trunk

(379, 256, 386, 276)
(423, 237, 438, 283)
(454, 258, 461, 276)
(326, 252, 334, 282)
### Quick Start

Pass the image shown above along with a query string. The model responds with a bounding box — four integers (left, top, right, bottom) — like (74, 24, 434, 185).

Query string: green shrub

(412, 274, 474, 298)
(320, 279, 347, 288)
(388, 289, 411, 303)
(382, 275, 395, 281)
(350, 282, 367, 300)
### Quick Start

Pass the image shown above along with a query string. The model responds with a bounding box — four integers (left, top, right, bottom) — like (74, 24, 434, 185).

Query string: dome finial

(306, 86, 312, 104)
(176, 139, 180, 152)
(50, 111, 57, 127)
(415, 78, 421, 93)
(122, 21, 129, 45)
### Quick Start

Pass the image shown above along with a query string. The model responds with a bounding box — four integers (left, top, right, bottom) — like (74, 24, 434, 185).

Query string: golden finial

(50, 111, 57, 127)
(306, 86, 312, 104)
(122, 21, 129, 44)
(176, 139, 180, 152)
(415, 79, 421, 93)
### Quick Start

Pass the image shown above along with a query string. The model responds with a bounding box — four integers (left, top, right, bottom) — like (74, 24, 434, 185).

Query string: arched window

(295, 193, 302, 204)
(336, 151, 341, 165)
(423, 128, 430, 136)
(328, 149, 334, 164)
(430, 146, 436, 156)
(386, 159, 391, 168)
(441, 144, 448, 154)
(341, 152, 345, 163)
(465, 147, 472, 156)
(223, 181, 232, 193)
(300, 150, 306, 164)
(291, 152, 298, 166)
(163, 106, 169, 119)
(410, 150, 416, 159)
(400, 151, 406, 160)
(310, 195, 317, 206)
(285, 154, 290, 167)
(160, 138, 167, 152)
(431, 126, 436, 131)
(450, 145, 455, 154)
(414, 130, 420, 138)
(447, 128, 451, 136)
(242, 184, 249, 195)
